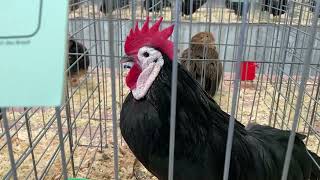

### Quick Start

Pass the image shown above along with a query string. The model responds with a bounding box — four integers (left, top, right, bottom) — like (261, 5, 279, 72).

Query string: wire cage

(0, 0, 320, 179)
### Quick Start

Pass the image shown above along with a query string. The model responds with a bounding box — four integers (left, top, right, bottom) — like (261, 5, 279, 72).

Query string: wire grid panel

(1, 0, 320, 179)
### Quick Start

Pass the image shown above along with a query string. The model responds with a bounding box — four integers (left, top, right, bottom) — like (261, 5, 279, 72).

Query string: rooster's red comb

(124, 16, 175, 60)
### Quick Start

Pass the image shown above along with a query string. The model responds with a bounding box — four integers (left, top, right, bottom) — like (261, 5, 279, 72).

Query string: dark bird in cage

(99, 0, 130, 14)
(261, 0, 288, 19)
(180, 32, 223, 98)
(181, 0, 208, 16)
(69, 0, 81, 12)
(68, 37, 90, 87)
(119, 16, 320, 180)
(225, 0, 250, 17)
(309, 0, 320, 17)
(143, 0, 172, 12)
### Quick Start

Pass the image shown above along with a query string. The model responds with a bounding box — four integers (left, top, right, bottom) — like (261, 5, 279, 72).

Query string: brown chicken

(180, 32, 223, 97)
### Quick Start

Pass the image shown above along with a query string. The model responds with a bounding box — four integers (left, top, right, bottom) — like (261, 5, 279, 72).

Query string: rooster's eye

(143, 52, 150, 57)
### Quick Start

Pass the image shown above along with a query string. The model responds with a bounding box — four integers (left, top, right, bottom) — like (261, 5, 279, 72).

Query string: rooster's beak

(120, 55, 134, 69)
(120, 55, 134, 63)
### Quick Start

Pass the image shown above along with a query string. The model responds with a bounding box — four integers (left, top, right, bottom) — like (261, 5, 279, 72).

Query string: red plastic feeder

(240, 61, 258, 81)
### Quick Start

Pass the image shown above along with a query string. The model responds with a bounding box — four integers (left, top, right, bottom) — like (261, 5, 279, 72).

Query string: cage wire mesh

(1, 0, 320, 179)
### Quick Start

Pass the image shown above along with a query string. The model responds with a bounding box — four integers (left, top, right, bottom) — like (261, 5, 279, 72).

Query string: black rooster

(144, 0, 171, 12)
(225, 0, 250, 17)
(181, 0, 208, 16)
(69, 0, 80, 12)
(68, 37, 90, 87)
(309, 0, 320, 17)
(261, 0, 288, 17)
(120, 17, 320, 180)
(99, 0, 129, 14)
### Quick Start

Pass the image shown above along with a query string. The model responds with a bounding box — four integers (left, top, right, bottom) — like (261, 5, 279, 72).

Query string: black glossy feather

(181, 0, 207, 16)
(68, 38, 90, 77)
(120, 52, 320, 180)
(225, 0, 250, 17)
(69, 0, 80, 11)
(143, 0, 171, 12)
(67, 38, 90, 87)
(309, 0, 320, 18)
(261, 0, 288, 16)
(99, 0, 129, 14)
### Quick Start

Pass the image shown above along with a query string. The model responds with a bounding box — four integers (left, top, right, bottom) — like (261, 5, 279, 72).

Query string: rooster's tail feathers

(309, 150, 320, 180)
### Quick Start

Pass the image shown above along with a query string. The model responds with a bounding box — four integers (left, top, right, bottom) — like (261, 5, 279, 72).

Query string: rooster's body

(121, 53, 320, 180)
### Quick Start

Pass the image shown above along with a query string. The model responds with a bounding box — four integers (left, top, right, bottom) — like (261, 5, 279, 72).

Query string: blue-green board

(0, 0, 68, 107)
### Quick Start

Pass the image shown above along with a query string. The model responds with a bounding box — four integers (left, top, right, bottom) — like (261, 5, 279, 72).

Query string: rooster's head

(121, 16, 175, 100)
